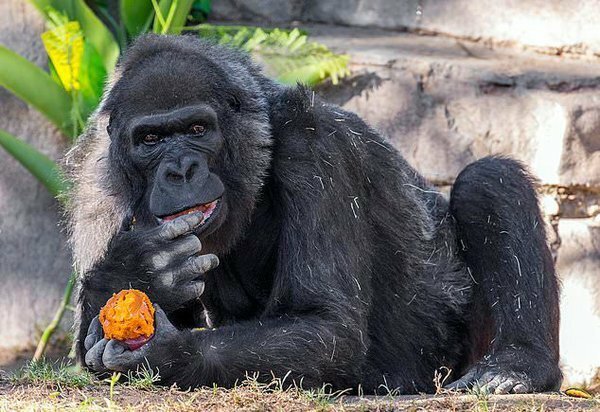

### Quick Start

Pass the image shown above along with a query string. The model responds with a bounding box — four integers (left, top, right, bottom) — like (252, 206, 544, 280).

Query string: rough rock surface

(314, 25, 600, 187)
(0, 0, 72, 351)
(212, 0, 600, 56)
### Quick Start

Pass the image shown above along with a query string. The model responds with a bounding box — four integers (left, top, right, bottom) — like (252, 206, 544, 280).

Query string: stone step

(312, 24, 600, 190)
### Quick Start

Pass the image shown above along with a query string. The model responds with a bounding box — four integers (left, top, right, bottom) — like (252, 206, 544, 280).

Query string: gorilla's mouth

(160, 199, 220, 225)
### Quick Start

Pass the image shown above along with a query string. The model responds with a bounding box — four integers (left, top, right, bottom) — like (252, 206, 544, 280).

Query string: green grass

(9, 359, 95, 388)
(125, 362, 161, 390)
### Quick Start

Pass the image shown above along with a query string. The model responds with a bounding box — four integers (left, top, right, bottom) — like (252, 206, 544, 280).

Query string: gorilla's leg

(448, 156, 561, 393)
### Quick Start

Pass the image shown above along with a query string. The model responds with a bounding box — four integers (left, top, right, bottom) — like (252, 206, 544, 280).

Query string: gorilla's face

(102, 41, 273, 253)
(128, 103, 227, 237)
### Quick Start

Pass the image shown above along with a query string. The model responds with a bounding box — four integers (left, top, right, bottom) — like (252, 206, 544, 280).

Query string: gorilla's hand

(85, 305, 195, 377)
(93, 212, 219, 313)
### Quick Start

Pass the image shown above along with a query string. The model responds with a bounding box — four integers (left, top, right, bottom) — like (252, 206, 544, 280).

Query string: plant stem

(33, 271, 77, 361)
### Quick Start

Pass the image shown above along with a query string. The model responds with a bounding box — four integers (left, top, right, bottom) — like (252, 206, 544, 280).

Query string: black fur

(68, 34, 561, 393)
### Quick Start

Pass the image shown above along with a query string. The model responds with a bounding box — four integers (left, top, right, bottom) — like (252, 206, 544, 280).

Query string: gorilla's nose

(162, 157, 204, 185)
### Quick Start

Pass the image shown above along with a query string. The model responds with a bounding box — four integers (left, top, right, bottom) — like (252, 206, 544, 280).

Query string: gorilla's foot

(445, 348, 561, 394)
(445, 366, 531, 394)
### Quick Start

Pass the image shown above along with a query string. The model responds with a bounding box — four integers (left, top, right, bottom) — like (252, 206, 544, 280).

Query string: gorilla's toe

(445, 367, 532, 394)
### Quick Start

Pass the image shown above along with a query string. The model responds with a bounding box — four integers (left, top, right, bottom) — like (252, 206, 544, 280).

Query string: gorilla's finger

(157, 213, 203, 240)
(102, 340, 131, 372)
(483, 375, 504, 393)
(84, 316, 103, 351)
(444, 369, 477, 391)
(175, 235, 202, 256)
(185, 253, 219, 274)
(494, 379, 516, 394)
(171, 254, 219, 283)
(153, 304, 178, 335)
(179, 280, 206, 302)
(150, 235, 202, 270)
(85, 338, 108, 372)
(512, 383, 528, 394)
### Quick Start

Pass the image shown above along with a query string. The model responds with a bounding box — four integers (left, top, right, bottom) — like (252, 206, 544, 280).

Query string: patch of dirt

(1, 380, 599, 411)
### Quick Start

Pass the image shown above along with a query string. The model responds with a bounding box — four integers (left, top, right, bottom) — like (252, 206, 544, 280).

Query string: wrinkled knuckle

(163, 227, 177, 239)
(151, 252, 171, 270)
(159, 222, 178, 239)
(159, 271, 175, 289)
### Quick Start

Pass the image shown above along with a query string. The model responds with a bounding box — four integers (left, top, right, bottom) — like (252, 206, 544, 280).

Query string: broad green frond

(0, 45, 74, 136)
(0, 129, 67, 197)
(190, 25, 350, 86)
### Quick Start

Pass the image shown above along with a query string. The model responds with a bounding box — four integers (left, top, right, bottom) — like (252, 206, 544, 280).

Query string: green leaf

(192, 0, 211, 16)
(152, 0, 195, 34)
(41, 21, 84, 92)
(0, 45, 74, 136)
(0, 129, 67, 197)
(78, 41, 107, 120)
(28, 0, 119, 72)
(120, 0, 154, 37)
(192, 25, 350, 86)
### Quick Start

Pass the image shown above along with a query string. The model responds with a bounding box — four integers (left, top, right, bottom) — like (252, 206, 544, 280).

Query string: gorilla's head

(67, 35, 275, 267)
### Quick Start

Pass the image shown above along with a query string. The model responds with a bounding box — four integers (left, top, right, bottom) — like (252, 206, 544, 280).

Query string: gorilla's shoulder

(268, 84, 376, 152)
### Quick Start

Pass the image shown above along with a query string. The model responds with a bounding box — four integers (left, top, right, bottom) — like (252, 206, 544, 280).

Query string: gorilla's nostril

(166, 171, 183, 183)
(185, 163, 198, 181)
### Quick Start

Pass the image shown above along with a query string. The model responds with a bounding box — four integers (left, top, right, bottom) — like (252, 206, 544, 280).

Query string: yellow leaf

(41, 21, 84, 92)
(565, 387, 593, 399)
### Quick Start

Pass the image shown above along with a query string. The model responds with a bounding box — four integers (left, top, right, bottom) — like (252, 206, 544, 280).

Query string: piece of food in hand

(99, 289, 155, 350)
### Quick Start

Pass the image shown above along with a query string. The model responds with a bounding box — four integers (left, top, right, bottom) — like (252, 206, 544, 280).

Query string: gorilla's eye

(143, 134, 160, 145)
(190, 124, 206, 136)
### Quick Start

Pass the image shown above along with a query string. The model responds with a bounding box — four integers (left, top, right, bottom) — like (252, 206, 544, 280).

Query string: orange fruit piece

(99, 289, 155, 343)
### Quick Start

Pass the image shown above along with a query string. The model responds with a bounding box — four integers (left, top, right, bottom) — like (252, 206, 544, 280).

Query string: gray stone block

(314, 25, 600, 186)
(211, 0, 303, 23)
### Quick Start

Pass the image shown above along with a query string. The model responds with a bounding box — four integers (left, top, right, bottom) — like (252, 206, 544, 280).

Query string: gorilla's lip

(159, 199, 220, 225)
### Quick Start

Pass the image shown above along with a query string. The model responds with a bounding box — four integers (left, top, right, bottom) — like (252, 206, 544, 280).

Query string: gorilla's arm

(75, 212, 218, 363)
(82, 189, 370, 387)
(84, 305, 363, 388)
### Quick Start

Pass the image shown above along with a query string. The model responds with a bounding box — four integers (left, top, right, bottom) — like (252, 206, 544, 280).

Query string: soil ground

(1, 355, 598, 411)
(1, 378, 599, 411)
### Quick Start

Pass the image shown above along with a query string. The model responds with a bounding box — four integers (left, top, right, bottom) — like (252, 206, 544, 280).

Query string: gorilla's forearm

(159, 315, 364, 389)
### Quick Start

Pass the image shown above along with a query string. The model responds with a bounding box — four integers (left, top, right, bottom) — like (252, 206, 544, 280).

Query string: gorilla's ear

(227, 94, 242, 112)
(106, 118, 113, 137)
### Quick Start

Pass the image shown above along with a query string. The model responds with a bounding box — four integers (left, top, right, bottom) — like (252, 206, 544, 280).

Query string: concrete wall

(0, 0, 72, 354)
(213, 0, 600, 55)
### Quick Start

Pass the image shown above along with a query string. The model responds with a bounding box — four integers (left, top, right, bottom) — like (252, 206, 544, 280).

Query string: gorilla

(66, 34, 561, 394)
